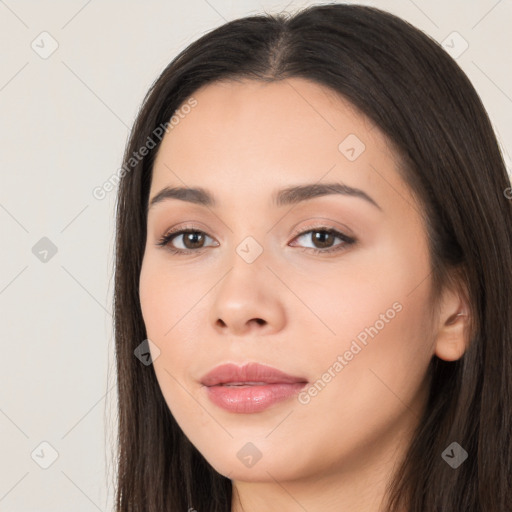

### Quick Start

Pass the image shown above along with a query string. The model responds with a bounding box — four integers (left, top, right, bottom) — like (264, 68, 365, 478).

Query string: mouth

(217, 381, 282, 386)
(200, 363, 308, 413)
(200, 362, 308, 387)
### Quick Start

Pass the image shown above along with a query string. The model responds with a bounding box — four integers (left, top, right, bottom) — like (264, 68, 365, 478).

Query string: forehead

(149, 78, 410, 212)
(161, 77, 378, 151)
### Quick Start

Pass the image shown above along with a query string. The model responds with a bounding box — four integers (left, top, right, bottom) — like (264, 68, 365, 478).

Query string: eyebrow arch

(148, 182, 382, 211)
(274, 182, 381, 210)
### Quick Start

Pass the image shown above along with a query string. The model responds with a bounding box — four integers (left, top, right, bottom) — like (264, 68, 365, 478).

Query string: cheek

(291, 255, 404, 349)
(301, 237, 434, 387)
(139, 256, 204, 419)
(290, 263, 434, 463)
(139, 264, 167, 344)
(139, 253, 212, 379)
(139, 252, 201, 340)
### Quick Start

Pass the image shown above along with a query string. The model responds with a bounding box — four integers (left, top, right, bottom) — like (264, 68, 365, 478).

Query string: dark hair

(112, 3, 512, 510)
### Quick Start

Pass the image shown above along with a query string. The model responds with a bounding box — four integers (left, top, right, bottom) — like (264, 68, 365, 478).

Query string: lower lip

(204, 383, 307, 413)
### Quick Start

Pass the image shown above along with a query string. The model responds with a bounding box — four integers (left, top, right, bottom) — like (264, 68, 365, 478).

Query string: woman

(112, 4, 512, 511)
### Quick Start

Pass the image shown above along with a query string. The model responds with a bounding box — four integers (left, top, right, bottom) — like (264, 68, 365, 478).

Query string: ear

(433, 279, 471, 362)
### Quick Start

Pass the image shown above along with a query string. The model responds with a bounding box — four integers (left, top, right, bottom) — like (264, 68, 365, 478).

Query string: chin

(201, 448, 302, 483)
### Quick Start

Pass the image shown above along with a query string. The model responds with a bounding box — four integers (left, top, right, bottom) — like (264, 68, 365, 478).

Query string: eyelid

(288, 218, 354, 240)
(160, 222, 215, 240)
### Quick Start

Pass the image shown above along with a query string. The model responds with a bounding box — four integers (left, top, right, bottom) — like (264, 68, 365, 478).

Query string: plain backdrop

(0, 0, 511, 510)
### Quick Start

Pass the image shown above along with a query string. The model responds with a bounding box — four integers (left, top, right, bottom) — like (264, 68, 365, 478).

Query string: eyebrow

(148, 182, 382, 211)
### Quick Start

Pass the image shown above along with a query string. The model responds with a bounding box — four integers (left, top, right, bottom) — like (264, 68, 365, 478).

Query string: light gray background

(1, 0, 511, 510)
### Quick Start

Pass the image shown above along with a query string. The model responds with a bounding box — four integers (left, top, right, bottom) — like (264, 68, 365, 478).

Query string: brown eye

(310, 230, 336, 249)
(157, 229, 217, 252)
(290, 227, 356, 255)
(180, 231, 206, 249)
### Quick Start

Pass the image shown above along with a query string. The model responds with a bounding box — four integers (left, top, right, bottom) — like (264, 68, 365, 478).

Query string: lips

(200, 363, 308, 413)
(200, 362, 308, 387)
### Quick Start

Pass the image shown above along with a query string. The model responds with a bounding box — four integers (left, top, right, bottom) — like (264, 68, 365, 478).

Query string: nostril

(215, 317, 266, 328)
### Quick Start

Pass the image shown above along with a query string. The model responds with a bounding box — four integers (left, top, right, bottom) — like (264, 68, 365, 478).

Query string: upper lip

(200, 362, 308, 386)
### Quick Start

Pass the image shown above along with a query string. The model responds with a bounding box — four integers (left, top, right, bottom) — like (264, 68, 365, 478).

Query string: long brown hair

(112, 4, 512, 510)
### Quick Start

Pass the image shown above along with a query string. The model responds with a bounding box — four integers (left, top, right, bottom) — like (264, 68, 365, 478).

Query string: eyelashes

(155, 224, 356, 256)
(157, 229, 217, 254)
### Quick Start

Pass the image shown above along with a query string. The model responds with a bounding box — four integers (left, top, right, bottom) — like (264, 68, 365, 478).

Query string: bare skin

(139, 78, 470, 511)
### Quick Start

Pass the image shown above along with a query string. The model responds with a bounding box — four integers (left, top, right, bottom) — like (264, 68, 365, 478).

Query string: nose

(208, 242, 287, 336)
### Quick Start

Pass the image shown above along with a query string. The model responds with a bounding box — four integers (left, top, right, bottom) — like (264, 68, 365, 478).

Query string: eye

(156, 227, 218, 254)
(289, 227, 356, 254)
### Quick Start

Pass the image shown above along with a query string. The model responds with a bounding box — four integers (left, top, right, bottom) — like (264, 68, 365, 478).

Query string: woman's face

(139, 78, 439, 486)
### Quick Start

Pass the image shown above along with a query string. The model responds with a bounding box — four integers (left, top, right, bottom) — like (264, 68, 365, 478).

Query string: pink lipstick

(200, 362, 308, 414)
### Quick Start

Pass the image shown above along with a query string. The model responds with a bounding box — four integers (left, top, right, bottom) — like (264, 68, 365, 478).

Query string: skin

(139, 78, 470, 511)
